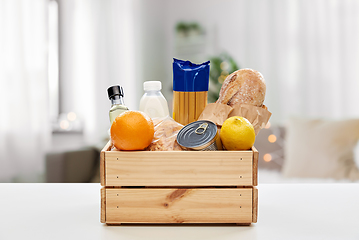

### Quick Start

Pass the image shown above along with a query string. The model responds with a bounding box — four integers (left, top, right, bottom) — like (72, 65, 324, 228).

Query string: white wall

(161, 0, 359, 124)
(58, 0, 142, 143)
(162, 0, 289, 124)
(135, 0, 172, 107)
(57, 0, 359, 146)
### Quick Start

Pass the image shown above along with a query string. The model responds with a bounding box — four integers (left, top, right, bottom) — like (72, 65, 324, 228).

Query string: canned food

(177, 120, 218, 151)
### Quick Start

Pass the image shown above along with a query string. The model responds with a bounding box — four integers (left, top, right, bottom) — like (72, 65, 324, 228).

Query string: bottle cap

(143, 81, 162, 91)
(107, 85, 124, 99)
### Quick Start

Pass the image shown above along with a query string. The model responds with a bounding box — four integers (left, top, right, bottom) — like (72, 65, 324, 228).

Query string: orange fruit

(110, 111, 154, 150)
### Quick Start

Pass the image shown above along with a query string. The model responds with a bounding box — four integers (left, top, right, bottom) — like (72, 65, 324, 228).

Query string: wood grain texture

(252, 146, 259, 186)
(100, 141, 112, 186)
(105, 188, 252, 224)
(252, 187, 258, 223)
(100, 151, 105, 186)
(104, 150, 253, 187)
(101, 187, 106, 223)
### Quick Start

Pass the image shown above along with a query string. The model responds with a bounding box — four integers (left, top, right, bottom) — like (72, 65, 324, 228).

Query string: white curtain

(239, 0, 359, 123)
(166, 0, 359, 124)
(0, 0, 139, 182)
(0, 0, 50, 182)
(263, 0, 359, 124)
(59, 0, 139, 144)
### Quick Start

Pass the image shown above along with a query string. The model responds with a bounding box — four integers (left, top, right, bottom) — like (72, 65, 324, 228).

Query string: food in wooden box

(220, 116, 255, 150)
(217, 68, 266, 107)
(198, 68, 271, 137)
(110, 110, 154, 150)
(146, 117, 183, 151)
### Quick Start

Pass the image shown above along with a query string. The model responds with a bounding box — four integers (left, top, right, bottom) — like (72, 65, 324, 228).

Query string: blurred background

(1, 0, 359, 183)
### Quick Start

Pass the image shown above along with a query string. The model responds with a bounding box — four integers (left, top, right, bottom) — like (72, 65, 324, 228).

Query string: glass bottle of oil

(107, 85, 129, 124)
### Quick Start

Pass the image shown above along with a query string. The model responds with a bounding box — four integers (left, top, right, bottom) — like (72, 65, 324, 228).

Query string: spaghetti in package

(146, 116, 184, 151)
(172, 59, 210, 125)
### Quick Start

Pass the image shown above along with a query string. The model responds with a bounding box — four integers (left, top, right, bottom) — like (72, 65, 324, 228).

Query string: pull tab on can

(176, 120, 219, 151)
(195, 123, 208, 135)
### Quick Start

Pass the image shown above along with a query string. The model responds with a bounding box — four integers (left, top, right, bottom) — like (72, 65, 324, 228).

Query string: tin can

(177, 120, 218, 151)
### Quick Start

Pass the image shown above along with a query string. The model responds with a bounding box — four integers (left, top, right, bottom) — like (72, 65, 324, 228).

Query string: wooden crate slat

(105, 188, 252, 224)
(252, 187, 258, 223)
(252, 146, 259, 186)
(101, 187, 106, 223)
(105, 151, 253, 187)
(100, 141, 112, 186)
(100, 141, 259, 224)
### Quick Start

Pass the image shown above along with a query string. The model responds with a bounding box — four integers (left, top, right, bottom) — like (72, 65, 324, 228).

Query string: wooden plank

(252, 187, 258, 223)
(252, 146, 259, 186)
(102, 140, 112, 152)
(100, 151, 105, 186)
(105, 188, 252, 224)
(101, 187, 106, 223)
(105, 150, 253, 187)
(100, 140, 112, 186)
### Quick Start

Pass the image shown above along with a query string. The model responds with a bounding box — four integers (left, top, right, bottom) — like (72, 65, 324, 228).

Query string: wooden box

(100, 141, 258, 225)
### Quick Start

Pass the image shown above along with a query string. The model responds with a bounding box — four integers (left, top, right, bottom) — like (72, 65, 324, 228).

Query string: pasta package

(172, 59, 210, 125)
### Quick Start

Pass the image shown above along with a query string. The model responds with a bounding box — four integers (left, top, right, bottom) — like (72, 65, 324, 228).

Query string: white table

(1, 183, 358, 240)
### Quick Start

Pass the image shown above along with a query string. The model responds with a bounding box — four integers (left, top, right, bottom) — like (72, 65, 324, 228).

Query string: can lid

(177, 120, 218, 150)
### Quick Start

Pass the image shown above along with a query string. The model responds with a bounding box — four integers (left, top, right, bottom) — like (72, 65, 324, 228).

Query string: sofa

(45, 147, 100, 183)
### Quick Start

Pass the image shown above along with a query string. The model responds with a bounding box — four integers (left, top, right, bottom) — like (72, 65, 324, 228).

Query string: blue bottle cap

(173, 58, 210, 92)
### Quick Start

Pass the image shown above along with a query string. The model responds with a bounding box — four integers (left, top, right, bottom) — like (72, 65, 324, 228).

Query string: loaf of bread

(217, 69, 266, 107)
(146, 117, 183, 151)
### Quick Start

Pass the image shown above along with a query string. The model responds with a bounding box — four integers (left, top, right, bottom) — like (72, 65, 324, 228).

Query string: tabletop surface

(1, 183, 358, 240)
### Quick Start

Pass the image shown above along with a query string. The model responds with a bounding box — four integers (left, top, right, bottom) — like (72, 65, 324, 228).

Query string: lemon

(220, 116, 255, 150)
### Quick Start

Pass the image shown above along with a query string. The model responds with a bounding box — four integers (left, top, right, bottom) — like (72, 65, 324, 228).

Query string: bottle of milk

(139, 81, 169, 119)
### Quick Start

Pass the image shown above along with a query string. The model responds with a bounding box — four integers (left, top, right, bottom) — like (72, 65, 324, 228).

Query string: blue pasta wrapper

(173, 58, 210, 92)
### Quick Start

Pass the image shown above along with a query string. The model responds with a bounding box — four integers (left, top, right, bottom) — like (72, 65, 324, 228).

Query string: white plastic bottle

(139, 81, 169, 119)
